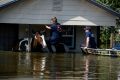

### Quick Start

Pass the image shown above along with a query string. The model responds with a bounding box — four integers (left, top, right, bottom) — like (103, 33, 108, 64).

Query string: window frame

(62, 25, 75, 49)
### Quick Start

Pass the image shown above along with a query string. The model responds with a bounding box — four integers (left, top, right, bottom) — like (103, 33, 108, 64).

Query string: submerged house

(0, 0, 120, 52)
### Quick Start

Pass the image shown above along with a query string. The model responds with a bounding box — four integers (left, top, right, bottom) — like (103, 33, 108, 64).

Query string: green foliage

(100, 27, 111, 43)
(96, 0, 120, 13)
(97, 0, 120, 45)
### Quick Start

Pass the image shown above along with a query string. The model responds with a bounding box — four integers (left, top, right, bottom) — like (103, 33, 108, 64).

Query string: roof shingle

(0, 0, 18, 8)
(87, 0, 120, 18)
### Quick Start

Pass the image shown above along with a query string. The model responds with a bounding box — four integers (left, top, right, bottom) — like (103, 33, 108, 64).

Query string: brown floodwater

(0, 51, 120, 80)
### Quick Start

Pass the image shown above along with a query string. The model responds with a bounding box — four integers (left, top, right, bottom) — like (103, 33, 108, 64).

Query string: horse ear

(36, 31, 40, 34)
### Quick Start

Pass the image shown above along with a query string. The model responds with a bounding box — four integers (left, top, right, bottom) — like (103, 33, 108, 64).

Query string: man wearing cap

(84, 26, 97, 49)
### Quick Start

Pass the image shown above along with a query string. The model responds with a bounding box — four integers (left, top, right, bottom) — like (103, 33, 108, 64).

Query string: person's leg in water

(46, 40, 54, 53)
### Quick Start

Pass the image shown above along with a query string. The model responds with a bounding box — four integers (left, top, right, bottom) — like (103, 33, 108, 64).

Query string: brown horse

(31, 32, 47, 52)
(33, 32, 43, 48)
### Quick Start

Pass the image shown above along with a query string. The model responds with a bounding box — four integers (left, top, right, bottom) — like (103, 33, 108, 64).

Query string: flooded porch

(0, 52, 120, 80)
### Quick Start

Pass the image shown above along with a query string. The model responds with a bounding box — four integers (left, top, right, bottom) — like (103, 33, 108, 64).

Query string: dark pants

(46, 40, 65, 53)
(46, 40, 55, 53)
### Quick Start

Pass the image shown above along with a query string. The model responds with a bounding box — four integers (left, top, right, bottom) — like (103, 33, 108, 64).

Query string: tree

(96, 0, 120, 13)
(96, 0, 120, 48)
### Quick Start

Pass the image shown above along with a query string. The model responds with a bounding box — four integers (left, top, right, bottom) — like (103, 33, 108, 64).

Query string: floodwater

(0, 52, 120, 80)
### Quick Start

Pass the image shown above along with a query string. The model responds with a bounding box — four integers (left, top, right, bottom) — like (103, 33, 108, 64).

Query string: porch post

(28, 24, 31, 52)
(97, 26, 100, 48)
(110, 26, 114, 48)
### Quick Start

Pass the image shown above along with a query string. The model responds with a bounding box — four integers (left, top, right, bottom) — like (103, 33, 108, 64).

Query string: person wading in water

(46, 17, 63, 53)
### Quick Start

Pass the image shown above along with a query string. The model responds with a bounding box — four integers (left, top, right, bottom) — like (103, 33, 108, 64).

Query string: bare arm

(45, 25, 51, 29)
(85, 37, 89, 48)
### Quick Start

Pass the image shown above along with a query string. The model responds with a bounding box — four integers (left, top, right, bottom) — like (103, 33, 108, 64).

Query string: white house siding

(0, 0, 117, 26)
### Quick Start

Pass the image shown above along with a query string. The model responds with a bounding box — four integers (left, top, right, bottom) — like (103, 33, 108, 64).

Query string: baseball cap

(84, 26, 91, 30)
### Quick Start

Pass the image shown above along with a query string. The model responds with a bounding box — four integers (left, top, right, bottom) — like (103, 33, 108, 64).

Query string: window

(62, 26, 75, 49)
(53, 0, 63, 11)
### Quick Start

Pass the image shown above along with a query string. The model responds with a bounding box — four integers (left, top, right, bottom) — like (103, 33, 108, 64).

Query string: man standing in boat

(84, 26, 97, 49)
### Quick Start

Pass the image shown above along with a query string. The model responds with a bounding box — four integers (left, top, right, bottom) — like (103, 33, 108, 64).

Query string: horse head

(33, 31, 47, 48)
(18, 31, 47, 52)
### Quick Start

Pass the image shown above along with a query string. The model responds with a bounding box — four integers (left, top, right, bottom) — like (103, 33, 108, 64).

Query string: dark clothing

(47, 23, 63, 52)
(85, 31, 97, 48)
(49, 23, 62, 45)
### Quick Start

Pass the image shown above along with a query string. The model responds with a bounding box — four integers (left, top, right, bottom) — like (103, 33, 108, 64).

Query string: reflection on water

(0, 52, 120, 80)
(18, 52, 31, 76)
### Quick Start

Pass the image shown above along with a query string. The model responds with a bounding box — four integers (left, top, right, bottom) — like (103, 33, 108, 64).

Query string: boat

(80, 47, 95, 54)
(80, 47, 120, 57)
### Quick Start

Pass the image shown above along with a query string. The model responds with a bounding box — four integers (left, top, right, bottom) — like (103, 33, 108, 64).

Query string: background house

(0, 0, 119, 52)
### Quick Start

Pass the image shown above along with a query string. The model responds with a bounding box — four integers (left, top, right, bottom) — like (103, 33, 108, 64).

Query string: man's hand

(84, 47, 88, 49)
(45, 25, 51, 29)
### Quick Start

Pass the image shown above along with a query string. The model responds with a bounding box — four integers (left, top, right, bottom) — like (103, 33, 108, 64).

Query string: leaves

(96, 0, 120, 44)
(100, 27, 111, 43)
(96, 0, 120, 13)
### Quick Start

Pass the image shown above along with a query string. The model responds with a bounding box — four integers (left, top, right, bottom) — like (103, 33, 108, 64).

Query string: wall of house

(19, 24, 97, 52)
(19, 24, 28, 39)
(0, 24, 18, 51)
(0, 0, 117, 26)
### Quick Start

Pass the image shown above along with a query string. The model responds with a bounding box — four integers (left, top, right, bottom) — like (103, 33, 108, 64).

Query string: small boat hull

(80, 47, 95, 54)
(80, 47, 120, 57)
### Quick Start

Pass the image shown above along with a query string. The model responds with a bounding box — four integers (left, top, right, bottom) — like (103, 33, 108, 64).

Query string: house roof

(0, 0, 119, 18)
(0, 0, 18, 8)
(87, 0, 120, 18)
